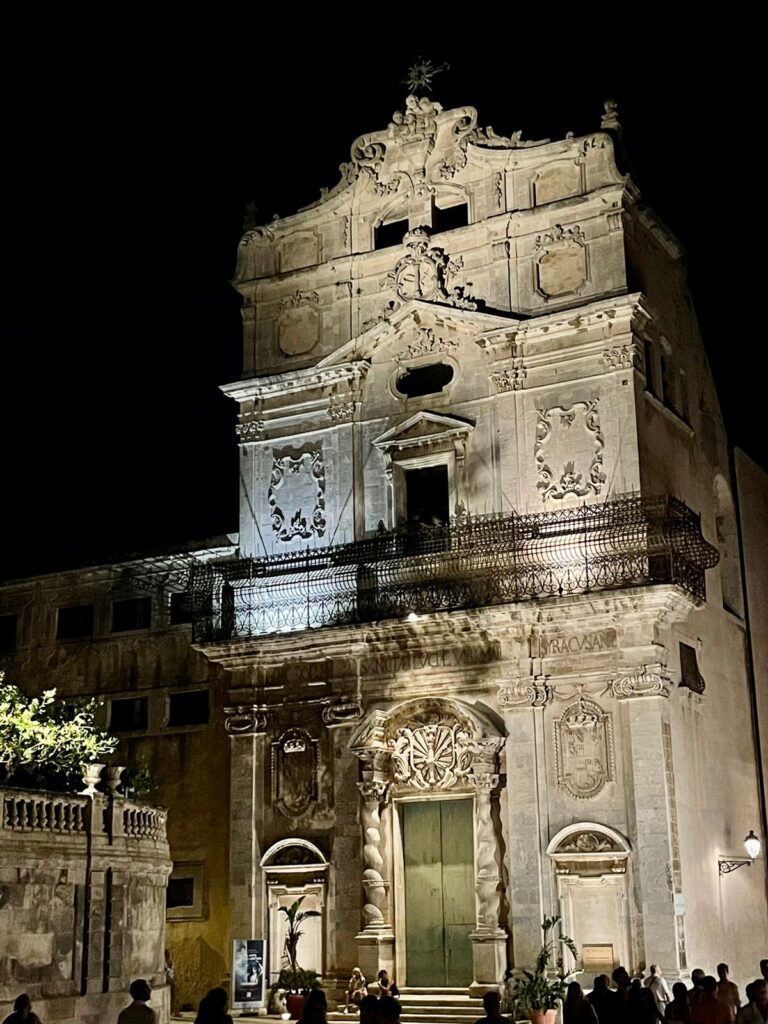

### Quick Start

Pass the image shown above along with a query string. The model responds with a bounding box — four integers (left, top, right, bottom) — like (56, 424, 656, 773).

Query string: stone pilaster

(225, 705, 268, 944)
(624, 694, 679, 974)
(502, 706, 547, 969)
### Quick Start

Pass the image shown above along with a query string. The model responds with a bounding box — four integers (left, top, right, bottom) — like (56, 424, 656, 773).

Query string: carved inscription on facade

(535, 400, 606, 502)
(360, 643, 500, 678)
(268, 448, 326, 542)
(554, 698, 614, 799)
(271, 728, 318, 818)
(534, 628, 617, 657)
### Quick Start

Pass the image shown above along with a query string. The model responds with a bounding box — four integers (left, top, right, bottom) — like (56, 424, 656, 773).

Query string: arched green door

(402, 799, 474, 987)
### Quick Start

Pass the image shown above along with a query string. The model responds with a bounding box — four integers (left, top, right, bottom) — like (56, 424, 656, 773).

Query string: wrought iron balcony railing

(186, 496, 718, 643)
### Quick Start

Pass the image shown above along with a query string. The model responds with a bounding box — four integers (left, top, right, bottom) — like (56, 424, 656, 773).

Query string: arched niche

(261, 839, 327, 985)
(547, 822, 631, 977)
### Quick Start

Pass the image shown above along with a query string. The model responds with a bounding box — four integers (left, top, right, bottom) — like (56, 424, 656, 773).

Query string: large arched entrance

(349, 697, 506, 993)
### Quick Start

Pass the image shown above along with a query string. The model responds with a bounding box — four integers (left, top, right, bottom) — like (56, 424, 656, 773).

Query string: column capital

(357, 779, 389, 803)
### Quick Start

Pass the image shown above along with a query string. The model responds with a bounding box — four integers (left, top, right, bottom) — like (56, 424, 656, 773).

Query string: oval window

(396, 362, 454, 398)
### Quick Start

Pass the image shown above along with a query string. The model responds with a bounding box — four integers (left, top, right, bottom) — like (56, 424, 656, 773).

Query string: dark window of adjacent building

(396, 362, 454, 398)
(432, 201, 469, 234)
(0, 614, 18, 651)
(169, 592, 193, 625)
(374, 217, 409, 250)
(109, 696, 149, 733)
(111, 597, 151, 633)
(57, 604, 95, 640)
(167, 689, 210, 728)
(679, 642, 705, 694)
(405, 465, 450, 526)
(166, 876, 195, 910)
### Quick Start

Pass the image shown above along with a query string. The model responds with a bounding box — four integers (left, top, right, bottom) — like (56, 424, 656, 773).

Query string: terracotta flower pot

(525, 1010, 558, 1024)
(286, 993, 307, 1020)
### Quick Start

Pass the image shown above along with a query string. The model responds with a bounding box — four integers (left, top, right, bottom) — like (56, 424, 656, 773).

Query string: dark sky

(1, 28, 761, 579)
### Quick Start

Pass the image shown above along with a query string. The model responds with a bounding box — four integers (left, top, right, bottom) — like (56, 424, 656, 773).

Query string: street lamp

(719, 830, 762, 875)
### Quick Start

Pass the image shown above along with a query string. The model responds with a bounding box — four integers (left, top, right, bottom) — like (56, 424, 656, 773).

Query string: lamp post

(718, 830, 762, 875)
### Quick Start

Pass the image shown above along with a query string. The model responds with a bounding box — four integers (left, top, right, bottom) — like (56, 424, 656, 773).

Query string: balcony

(187, 496, 719, 644)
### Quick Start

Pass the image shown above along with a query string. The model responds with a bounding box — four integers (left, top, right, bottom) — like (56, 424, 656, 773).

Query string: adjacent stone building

(2, 93, 767, 1010)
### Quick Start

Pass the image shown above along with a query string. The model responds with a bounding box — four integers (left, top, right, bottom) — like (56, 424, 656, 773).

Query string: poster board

(232, 938, 266, 1009)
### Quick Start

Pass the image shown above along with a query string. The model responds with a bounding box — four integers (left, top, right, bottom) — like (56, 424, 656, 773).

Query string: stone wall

(0, 787, 171, 1024)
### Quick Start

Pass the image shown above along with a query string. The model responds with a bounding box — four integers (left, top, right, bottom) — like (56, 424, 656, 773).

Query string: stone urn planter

(80, 762, 106, 796)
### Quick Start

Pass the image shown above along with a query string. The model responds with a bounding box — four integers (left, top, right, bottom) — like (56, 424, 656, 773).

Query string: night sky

(1, 28, 761, 580)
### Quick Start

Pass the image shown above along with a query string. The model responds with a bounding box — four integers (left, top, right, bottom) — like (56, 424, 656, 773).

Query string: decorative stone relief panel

(533, 162, 583, 206)
(277, 291, 320, 356)
(395, 327, 458, 363)
(534, 224, 588, 298)
(557, 830, 621, 854)
(278, 230, 321, 273)
(268, 447, 326, 542)
(386, 228, 477, 309)
(554, 698, 615, 799)
(535, 400, 606, 502)
(271, 728, 319, 818)
(391, 720, 474, 790)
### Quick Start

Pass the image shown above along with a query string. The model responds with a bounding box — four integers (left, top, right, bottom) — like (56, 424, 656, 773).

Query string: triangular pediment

(317, 300, 519, 369)
(372, 411, 475, 454)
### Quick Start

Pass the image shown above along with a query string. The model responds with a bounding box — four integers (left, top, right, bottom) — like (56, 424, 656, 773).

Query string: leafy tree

(277, 895, 321, 993)
(0, 673, 117, 786)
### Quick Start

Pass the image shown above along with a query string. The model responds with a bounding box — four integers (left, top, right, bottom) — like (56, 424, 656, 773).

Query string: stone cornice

(221, 360, 370, 404)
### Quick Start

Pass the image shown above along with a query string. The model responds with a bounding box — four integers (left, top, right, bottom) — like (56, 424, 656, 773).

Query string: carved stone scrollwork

(535, 400, 606, 502)
(554, 698, 615, 800)
(496, 678, 551, 709)
(386, 228, 478, 310)
(611, 668, 670, 699)
(224, 705, 268, 736)
(272, 728, 319, 818)
(396, 327, 458, 363)
(603, 345, 635, 370)
(268, 448, 326, 542)
(235, 419, 265, 442)
(490, 364, 526, 392)
(558, 831, 619, 854)
(391, 722, 474, 790)
(328, 399, 355, 424)
(357, 780, 389, 932)
(322, 699, 364, 728)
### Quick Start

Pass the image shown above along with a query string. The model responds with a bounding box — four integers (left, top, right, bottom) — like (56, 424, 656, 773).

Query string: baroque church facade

(2, 93, 767, 1009)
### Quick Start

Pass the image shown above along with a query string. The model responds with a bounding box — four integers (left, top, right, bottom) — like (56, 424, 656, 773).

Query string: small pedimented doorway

(349, 697, 506, 993)
(547, 823, 631, 977)
(261, 839, 328, 986)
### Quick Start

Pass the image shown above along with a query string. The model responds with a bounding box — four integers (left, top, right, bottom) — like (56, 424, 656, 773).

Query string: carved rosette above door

(535, 400, 606, 502)
(391, 721, 474, 790)
(268, 447, 326, 542)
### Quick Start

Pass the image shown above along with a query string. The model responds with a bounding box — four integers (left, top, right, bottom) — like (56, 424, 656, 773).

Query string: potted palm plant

(277, 895, 321, 1019)
(515, 915, 578, 1024)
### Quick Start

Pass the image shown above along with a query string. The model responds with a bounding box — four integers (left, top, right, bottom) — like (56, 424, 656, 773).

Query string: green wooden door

(402, 799, 474, 986)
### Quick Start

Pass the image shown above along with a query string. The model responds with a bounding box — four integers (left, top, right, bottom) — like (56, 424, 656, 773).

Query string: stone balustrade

(0, 787, 167, 843)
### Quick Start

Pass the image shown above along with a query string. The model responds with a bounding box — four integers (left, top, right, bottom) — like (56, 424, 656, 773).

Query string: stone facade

(0, 786, 171, 1023)
(2, 92, 767, 1007)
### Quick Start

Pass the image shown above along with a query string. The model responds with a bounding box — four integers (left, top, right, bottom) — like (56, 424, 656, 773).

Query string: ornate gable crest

(386, 228, 478, 309)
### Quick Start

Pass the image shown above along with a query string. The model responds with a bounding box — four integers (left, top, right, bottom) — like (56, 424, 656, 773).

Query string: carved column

(469, 744, 507, 993)
(225, 704, 268, 946)
(355, 775, 395, 981)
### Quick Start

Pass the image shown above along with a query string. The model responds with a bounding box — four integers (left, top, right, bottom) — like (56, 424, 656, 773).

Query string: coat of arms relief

(535, 399, 606, 502)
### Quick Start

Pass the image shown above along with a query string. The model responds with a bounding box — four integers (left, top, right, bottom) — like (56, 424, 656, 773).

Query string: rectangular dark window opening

(0, 614, 18, 651)
(375, 218, 409, 251)
(405, 465, 450, 527)
(432, 201, 469, 234)
(111, 596, 151, 632)
(679, 641, 705, 694)
(57, 604, 95, 640)
(166, 877, 195, 909)
(167, 689, 210, 728)
(169, 592, 193, 625)
(643, 339, 656, 394)
(109, 696, 149, 733)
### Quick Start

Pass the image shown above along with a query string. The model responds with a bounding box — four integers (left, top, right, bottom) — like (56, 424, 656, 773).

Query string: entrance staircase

(328, 988, 483, 1024)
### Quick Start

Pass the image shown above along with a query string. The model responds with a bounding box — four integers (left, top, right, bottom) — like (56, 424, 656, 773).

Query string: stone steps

(327, 989, 484, 1023)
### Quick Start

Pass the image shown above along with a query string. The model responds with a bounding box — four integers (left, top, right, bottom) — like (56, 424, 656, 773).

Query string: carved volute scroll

(224, 705, 269, 736)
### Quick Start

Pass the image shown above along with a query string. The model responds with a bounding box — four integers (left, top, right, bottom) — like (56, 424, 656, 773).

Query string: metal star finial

(405, 57, 450, 95)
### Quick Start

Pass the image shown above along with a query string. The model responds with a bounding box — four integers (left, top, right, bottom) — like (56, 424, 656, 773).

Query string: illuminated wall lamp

(718, 830, 762, 875)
